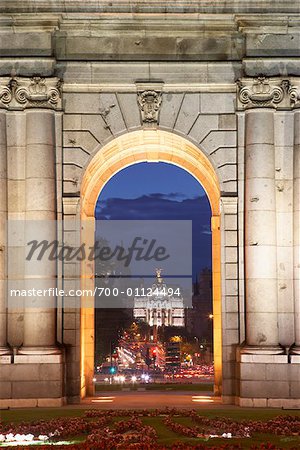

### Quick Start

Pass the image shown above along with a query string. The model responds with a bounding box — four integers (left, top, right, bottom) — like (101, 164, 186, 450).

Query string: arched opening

(80, 130, 221, 398)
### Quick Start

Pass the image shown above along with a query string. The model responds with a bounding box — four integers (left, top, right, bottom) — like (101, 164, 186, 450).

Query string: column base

(18, 346, 62, 356)
(0, 397, 66, 408)
(237, 345, 300, 404)
(0, 347, 12, 364)
(0, 346, 11, 356)
(290, 345, 300, 355)
(235, 397, 300, 409)
(240, 345, 284, 355)
(0, 352, 65, 402)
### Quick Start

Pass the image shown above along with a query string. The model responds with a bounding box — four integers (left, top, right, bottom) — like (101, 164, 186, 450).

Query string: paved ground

(80, 390, 224, 409)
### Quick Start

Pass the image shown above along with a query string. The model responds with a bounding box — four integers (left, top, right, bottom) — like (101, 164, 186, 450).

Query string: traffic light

(109, 366, 117, 374)
(152, 348, 157, 362)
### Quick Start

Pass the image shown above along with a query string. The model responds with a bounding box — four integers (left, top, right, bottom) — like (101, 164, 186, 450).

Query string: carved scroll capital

(237, 77, 290, 110)
(289, 79, 300, 109)
(0, 76, 62, 110)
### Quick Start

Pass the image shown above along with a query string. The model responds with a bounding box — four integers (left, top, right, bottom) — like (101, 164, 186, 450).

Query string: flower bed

(0, 408, 299, 449)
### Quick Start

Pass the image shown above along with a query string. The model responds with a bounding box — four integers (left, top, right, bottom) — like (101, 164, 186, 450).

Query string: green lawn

(0, 408, 84, 424)
(2, 407, 299, 424)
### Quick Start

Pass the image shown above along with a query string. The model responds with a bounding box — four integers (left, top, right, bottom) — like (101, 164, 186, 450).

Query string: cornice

(0, 1, 299, 14)
(235, 15, 300, 33)
(1, 11, 299, 35)
(0, 15, 60, 31)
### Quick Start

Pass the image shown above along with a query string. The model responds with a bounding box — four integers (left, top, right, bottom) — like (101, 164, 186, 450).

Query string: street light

(208, 313, 214, 319)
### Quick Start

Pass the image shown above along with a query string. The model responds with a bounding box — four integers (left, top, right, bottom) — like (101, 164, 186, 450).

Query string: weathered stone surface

(240, 380, 289, 398)
(0, 32, 52, 56)
(64, 93, 101, 114)
(200, 93, 236, 114)
(159, 93, 184, 129)
(224, 215, 238, 231)
(12, 381, 63, 398)
(0, 381, 11, 399)
(0, 398, 37, 408)
(246, 34, 300, 57)
(244, 59, 300, 77)
(117, 93, 141, 129)
(174, 94, 200, 135)
(201, 130, 236, 154)
(55, 32, 244, 62)
(225, 295, 239, 313)
(189, 115, 219, 145)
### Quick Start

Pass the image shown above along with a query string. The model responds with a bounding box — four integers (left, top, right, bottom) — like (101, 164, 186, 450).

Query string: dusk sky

(95, 162, 212, 279)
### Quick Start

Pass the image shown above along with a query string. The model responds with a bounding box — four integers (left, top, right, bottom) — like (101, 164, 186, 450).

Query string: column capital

(0, 76, 62, 111)
(237, 77, 293, 110)
(289, 78, 300, 109)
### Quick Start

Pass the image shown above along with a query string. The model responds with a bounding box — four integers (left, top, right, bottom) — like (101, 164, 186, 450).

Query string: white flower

(5, 433, 14, 441)
(38, 435, 49, 441)
(24, 434, 34, 441)
(0, 435, 5, 442)
(14, 434, 22, 441)
(221, 432, 232, 438)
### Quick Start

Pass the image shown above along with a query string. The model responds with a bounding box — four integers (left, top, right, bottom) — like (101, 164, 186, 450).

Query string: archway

(80, 129, 221, 398)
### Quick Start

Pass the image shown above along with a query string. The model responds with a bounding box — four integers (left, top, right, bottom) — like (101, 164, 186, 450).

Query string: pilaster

(292, 106, 300, 354)
(236, 76, 300, 406)
(0, 76, 65, 406)
(0, 110, 10, 357)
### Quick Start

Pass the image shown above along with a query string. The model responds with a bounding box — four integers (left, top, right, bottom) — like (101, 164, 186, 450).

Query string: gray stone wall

(63, 91, 237, 196)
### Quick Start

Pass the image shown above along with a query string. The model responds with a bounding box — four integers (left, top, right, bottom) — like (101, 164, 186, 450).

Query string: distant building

(186, 268, 213, 341)
(133, 270, 185, 327)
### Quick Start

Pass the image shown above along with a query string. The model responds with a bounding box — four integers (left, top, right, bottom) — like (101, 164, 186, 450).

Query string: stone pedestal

(237, 351, 300, 408)
(0, 352, 65, 408)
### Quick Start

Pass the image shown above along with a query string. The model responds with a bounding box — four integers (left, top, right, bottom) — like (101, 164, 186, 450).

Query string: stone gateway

(0, 0, 299, 408)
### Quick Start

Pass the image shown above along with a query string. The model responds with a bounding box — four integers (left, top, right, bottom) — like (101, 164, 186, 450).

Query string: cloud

(96, 194, 211, 220)
(95, 194, 212, 275)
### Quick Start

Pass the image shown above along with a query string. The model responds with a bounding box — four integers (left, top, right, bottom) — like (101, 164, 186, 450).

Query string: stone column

(0, 111, 10, 355)
(243, 109, 282, 351)
(20, 110, 59, 354)
(292, 110, 300, 354)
